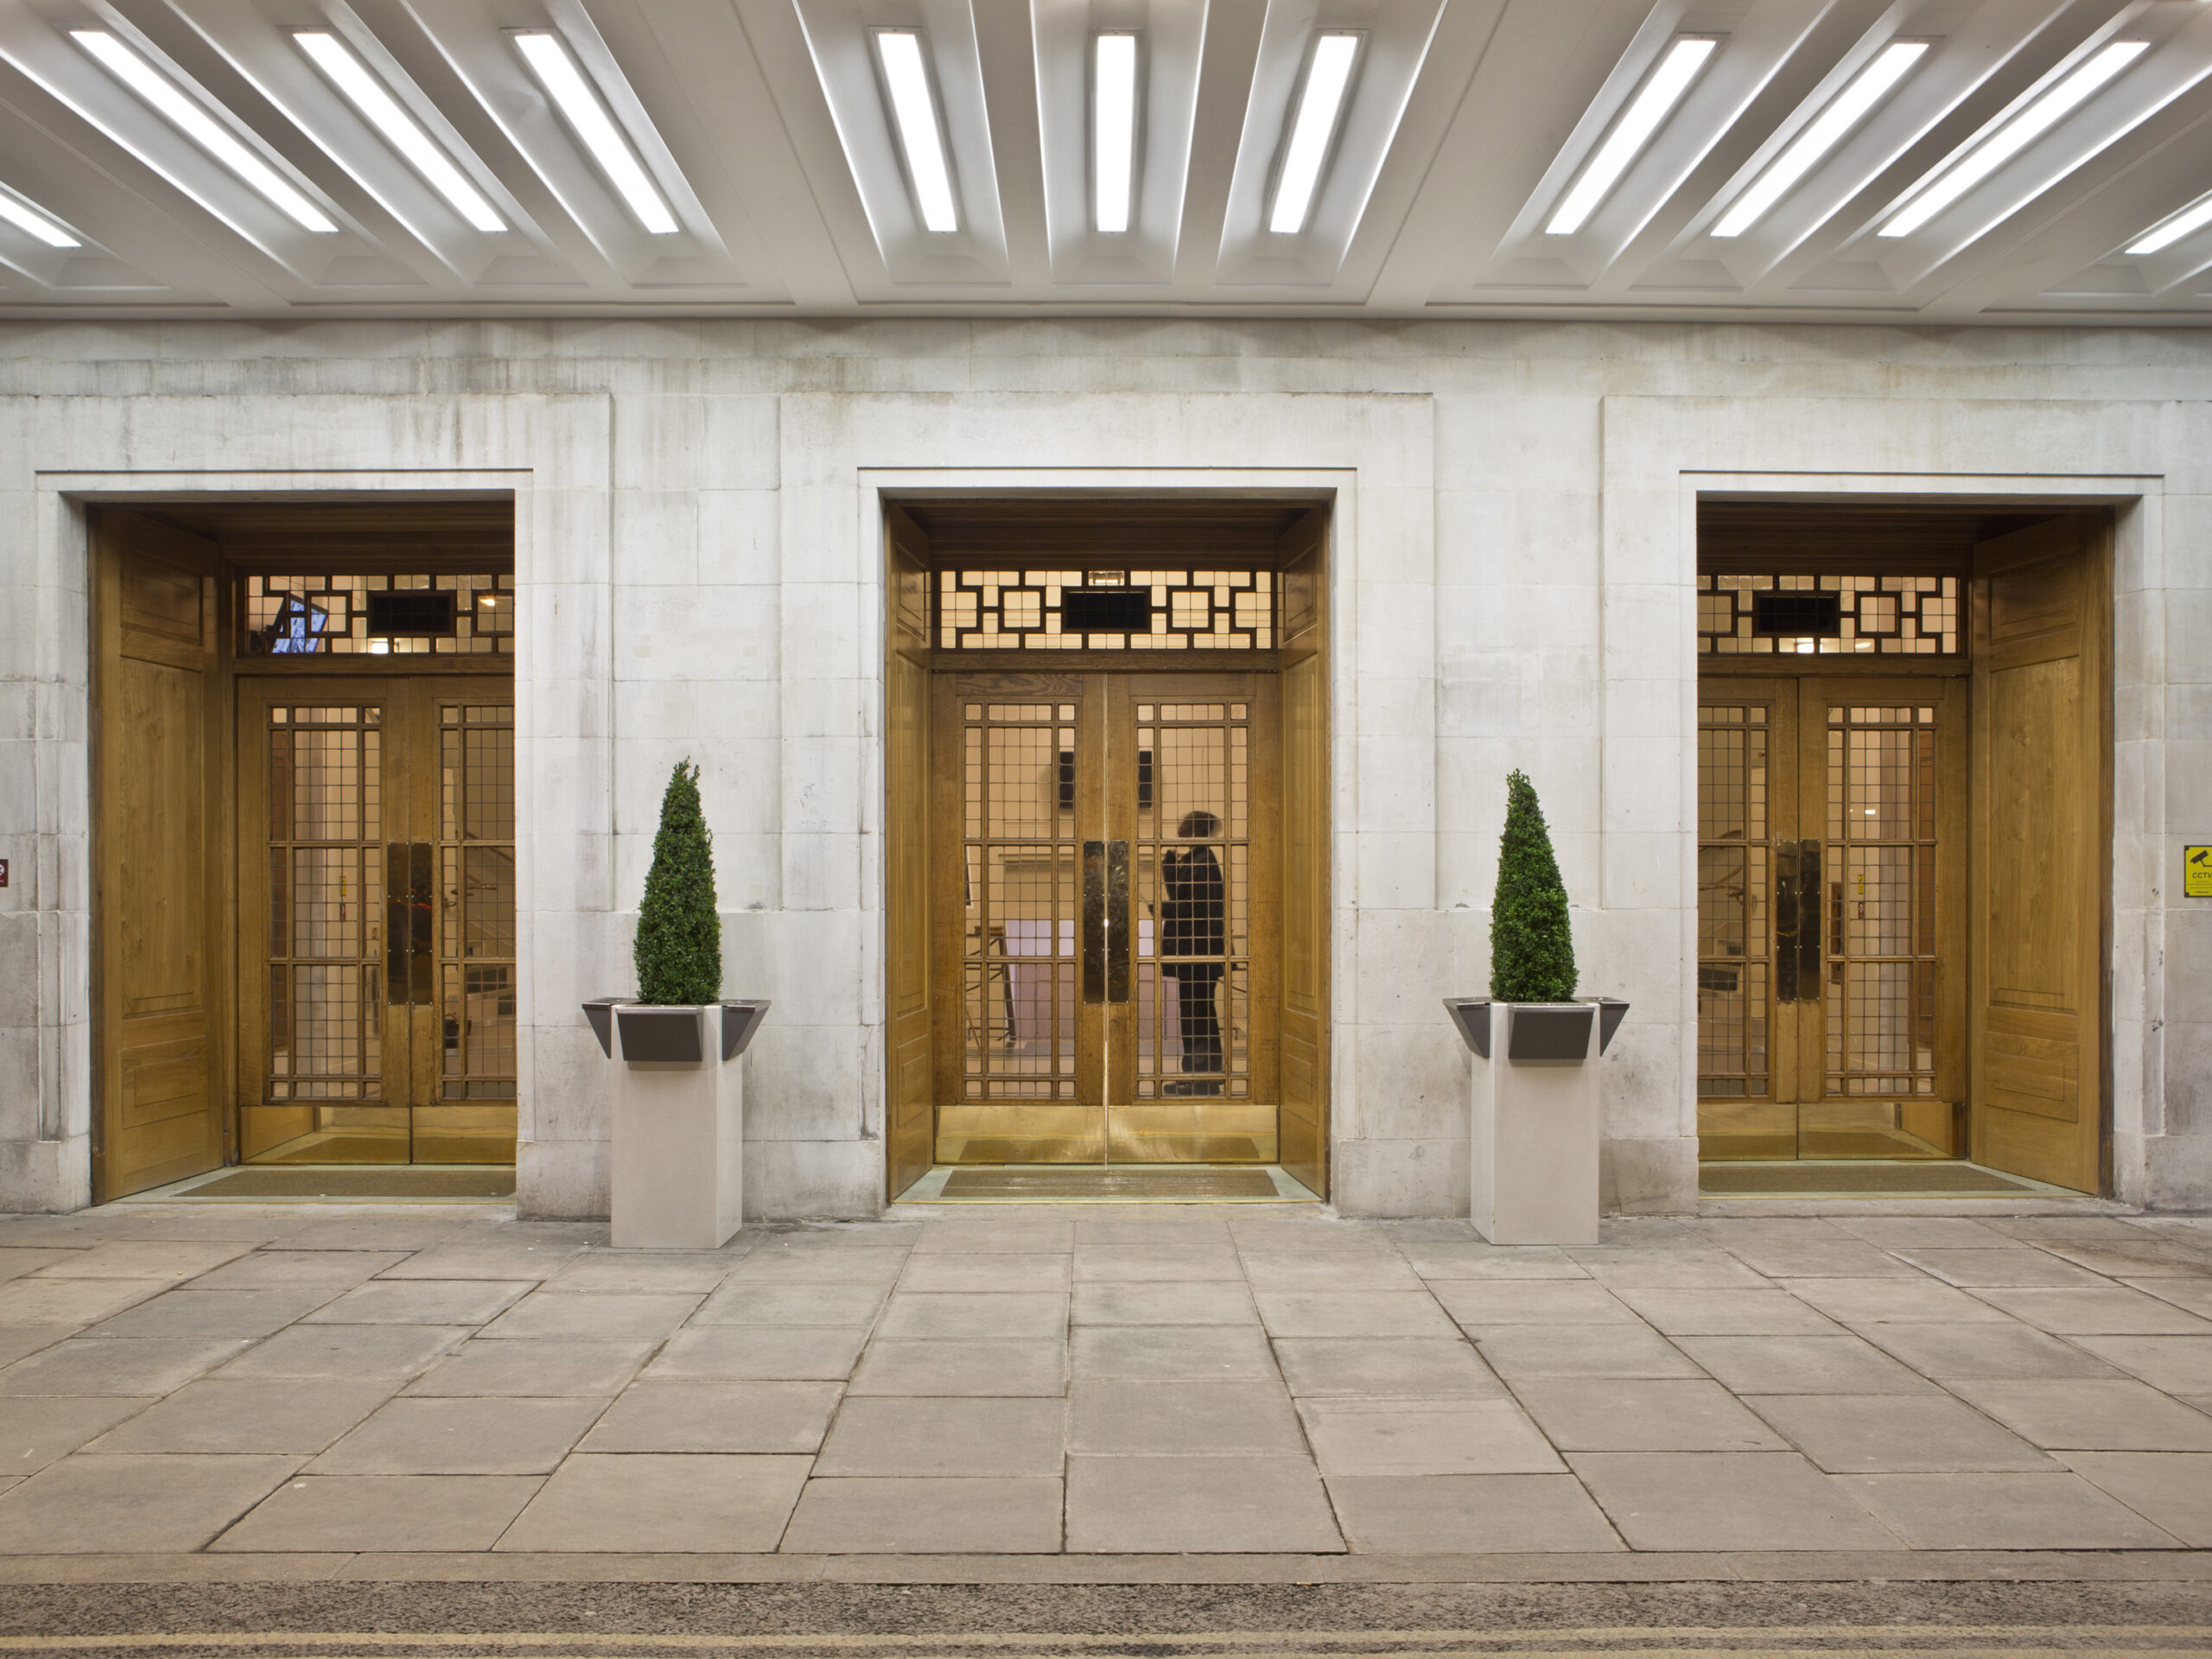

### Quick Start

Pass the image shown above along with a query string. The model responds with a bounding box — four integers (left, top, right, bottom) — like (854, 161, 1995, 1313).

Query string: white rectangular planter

(589, 1002, 767, 1251)
(1450, 1000, 1617, 1247)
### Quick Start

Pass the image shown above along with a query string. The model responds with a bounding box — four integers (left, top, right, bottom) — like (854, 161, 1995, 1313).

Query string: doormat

(941, 1166, 1281, 1201)
(175, 1166, 517, 1200)
(1700, 1161, 2039, 1197)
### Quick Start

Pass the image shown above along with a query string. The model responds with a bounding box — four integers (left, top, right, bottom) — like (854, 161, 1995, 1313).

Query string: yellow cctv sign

(2190, 847, 2212, 899)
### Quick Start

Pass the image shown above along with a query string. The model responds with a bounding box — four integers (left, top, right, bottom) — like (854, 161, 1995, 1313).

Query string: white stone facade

(1, 320, 2207, 1217)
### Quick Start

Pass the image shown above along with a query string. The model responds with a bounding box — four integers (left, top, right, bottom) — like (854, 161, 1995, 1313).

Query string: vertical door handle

(1082, 840, 1105, 1004)
(1798, 838, 1823, 995)
(1106, 841, 1130, 1004)
(385, 842, 410, 1004)
(408, 840, 435, 1007)
(1774, 840, 1801, 1003)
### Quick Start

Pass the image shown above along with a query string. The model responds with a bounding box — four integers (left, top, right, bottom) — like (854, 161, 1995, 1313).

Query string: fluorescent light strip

(1713, 41, 1926, 238)
(0, 191, 79, 248)
(296, 31, 503, 233)
(1548, 37, 1716, 236)
(1094, 33, 1136, 234)
(2129, 191, 2212, 255)
(1879, 40, 2146, 238)
(1269, 31, 1357, 235)
(71, 29, 336, 232)
(512, 30, 677, 235)
(877, 30, 957, 233)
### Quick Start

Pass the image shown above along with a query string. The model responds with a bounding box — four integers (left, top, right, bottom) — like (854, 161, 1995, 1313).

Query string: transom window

(238, 571, 514, 658)
(1699, 573, 1960, 656)
(937, 568, 1275, 652)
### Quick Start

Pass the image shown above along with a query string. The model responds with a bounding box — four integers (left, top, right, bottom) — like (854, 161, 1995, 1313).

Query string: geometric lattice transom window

(938, 568, 1275, 651)
(238, 572, 514, 657)
(1699, 573, 1960, 656)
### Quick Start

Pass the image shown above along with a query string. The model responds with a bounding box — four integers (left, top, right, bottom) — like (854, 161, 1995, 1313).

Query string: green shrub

(635, 759, 721, 1006)
(1491, 769, 1577, 1002)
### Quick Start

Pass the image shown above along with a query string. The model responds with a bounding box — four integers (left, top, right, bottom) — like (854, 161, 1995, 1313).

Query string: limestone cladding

(0, 321, 2205, 1217)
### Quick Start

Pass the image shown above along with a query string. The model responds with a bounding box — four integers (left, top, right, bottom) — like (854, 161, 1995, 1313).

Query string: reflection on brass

(1107, 839, 1130, 1003)
(408, 839, 435, 1006)
(385, 842, 410, 1005)
(1082, 839, 1105, 1004)
(941, 1167, 1280, 1200)
(1796, 837, 1821, 995)
(1700, 1163, 2035, 1196)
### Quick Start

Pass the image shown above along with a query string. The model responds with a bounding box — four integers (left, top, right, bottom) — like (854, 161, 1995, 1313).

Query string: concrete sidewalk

(0, 1203, 2206, 1579)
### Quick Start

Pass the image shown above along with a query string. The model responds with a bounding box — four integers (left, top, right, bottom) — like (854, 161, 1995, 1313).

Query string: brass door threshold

(898, 1164, 1320, 1204)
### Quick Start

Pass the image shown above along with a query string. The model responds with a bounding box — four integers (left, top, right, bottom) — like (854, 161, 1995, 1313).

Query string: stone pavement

(0, 1202, 2207, 1578)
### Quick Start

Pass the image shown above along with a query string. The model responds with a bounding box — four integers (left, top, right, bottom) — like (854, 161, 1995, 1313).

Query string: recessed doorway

(882, 499, 1331, 1202)
(1695, 503, 2113, 1196)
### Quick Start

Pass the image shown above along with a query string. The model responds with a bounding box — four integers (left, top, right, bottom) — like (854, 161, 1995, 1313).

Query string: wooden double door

(236, 677, 518, 1165)
(928, 670, 1281, 1166)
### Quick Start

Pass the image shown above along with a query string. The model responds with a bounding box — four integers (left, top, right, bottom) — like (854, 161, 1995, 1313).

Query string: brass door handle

(386, 841, 436, 1007)
(1082, 840, 1105, 1005)
(1774, 838, 1822, 1003)
(1107, 840, 1129, 1004)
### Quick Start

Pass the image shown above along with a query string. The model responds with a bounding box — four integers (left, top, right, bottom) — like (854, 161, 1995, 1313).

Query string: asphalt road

(0, 1580, 2207, 1656)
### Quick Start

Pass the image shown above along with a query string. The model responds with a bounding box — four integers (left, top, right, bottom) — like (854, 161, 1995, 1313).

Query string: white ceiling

(2, 0, 2211, 321)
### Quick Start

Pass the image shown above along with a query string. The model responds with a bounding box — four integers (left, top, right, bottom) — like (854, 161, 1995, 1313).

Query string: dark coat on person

(1159, 845, 1225, 963)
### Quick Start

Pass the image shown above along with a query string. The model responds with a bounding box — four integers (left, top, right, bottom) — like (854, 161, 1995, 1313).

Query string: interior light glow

(1713, 41, 1926, 238)
(0, 191, 79, 248)
(1879, 40, 2147, 238)
(2127, 191, 2212, 255)
(876, 30, 957, 233)
(296, 31, 504, 233)
(1268, 31, 1358, 235)
(1548, 37, 1716, 236)
(512, 30, 677, 235)
(72, 29, 336, 232)
(1094, 33, 1137, 234)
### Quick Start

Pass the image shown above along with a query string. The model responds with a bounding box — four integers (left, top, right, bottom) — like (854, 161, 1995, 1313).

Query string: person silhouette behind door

(1159, 810, 1225, 1096)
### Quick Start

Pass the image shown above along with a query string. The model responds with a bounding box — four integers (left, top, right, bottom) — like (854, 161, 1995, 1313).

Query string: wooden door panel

(95, 512, 228, 1199)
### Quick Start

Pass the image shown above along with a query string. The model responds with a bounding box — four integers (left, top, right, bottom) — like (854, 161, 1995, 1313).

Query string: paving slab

(376, 1243, 588, 1282)
(1071, 1379, 1305, 1456)
(0, 1330, 72, 1370)
(874, 1293, 1066, 1341)
(813, 1396, 1065, 1477)
(691, 1282, 888, 1327)
(0, 1277, 166, 1328)
(82, 1289, 343, 1340)
(312, 1395, 608, 1474)
(1070, 1282, 1259, 1325)
(498, 1454, 811, 1553)
(0, 1395, 156, 1473)
(902, 1255, 1071, 1294)
(213, 1474, 543, 1552)
(212, 1324, 473, 1382)
(1783, 1278, 2018, 1325)
(1838, 1472, 2183, 1549)
(0, 1453, 301, 1552)
(1854, 1321, 2125, 1380)
(403, 1339, 658, 1397)
(1070, 1324, 1274, 1381)
(912, 1220, 1073, 1255)
(1671, 1335, 1940, 1395)
(1824, 1218, 2012, 1248)
(1742, 1393, 2062, 1473)
(2057, 1452, 2212, 1546)
(540, 1254, 741, 1294)
(1969, 1287, 2212, 1335)
(0, 1250, 86, 1282)
(646, 1326, 868, 1381)
(1065, 1455, 1342, 1553)
(2130, 1279, 2212, 1319)
(1254, 1291, 1460, 1338)
(1946, 1379, 2212, 1450)
(0, 1338, 252, 1396)
(1237, 1257, 1427, 1293)
(722, 1250, 911, 1286)
(2062, 1335, 2212, 1395)
(782, 1476, 1062, 1553)
(302, 1280, 534, 1325)
(1273, 1338, 1505, 1399)
(1471, 1325, 1704, 1381)
(1509, 1379, 1788, 1452)
(476, 1291, 702, 1341)
(2042, 1240, 2212, 1278)
(1888, 1249, 2110, 1288)
(1715, 1241, 1921, 1280)
(32, 1242, 256, 1281)
(1563, 1250, 1768, 1289)
(1394, 1244, 1588, 1281)
(84, 1380, 401, 1454)
(1296, 1395, 1562, 1475)
(1567, 1452, 1899, 1551)
(1071, 1245, 1244, 1284)
(1611, 1288, 1840, 1336)
(849, 1340, 1067, 1396)
(1326, 1474, 1624, 1553)
(1431, 1282, 1639, 1326)
(579, 1379, 841, 1453)
(188, 1252, 406, 1291)
(269, 1217, 471, 1252)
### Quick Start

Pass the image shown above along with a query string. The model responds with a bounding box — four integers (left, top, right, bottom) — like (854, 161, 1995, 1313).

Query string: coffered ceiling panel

(0, 0, 2209, 319)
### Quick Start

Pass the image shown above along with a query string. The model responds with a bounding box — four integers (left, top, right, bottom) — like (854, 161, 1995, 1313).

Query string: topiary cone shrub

(635, 759, 722, 1007)
(1490, 769, 1577, 1003)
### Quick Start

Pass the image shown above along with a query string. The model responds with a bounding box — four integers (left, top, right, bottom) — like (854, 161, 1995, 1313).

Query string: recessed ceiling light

(2128, 191, 2212, 255)
(512, 29, 677, 235)
(1269, 31, 1358, 236)
(295, 31, 504, 234)
(875, 29, 957, 233)
(1879, 40, 2146, 238)
(1713, 41, 1927, 238)
(1548, 36, 1717, 237)
(1094, 33, 1137, 235)
(71, 29, 336, 232)
(0, 190, 79, 248)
